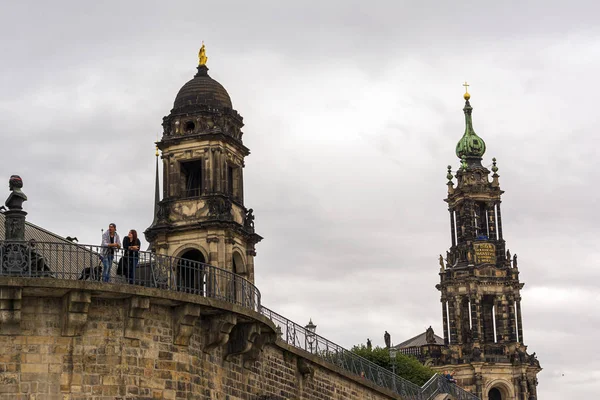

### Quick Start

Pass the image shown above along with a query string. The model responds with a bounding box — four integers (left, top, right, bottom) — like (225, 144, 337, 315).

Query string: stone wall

(0, 279, 399, 400)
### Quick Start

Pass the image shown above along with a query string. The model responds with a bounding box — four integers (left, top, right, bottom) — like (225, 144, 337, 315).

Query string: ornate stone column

(455, 296, 463, 345)
(508, 294, 517, 342)
(448, 296, 458, 344)
(470, 295, 480, 343)
(442, 299, 449, 345)
(494, 296, 503, 342)
(500, 295, 510, 342)
(496, 202, 504, 240)
(520, 375, 528, 400)
(516, 297, 524, 344)
(475, 373, 483, 399)
(449, 209, 456, 247)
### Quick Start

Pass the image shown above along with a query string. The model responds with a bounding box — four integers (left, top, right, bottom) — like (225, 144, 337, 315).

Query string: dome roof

(455, 99, 486, 159)
(173, 65, 232, 110)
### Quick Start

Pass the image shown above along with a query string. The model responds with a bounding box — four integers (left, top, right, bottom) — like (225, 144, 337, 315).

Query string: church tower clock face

(435, 87, 541, 400)
(144, 46, 262, 286)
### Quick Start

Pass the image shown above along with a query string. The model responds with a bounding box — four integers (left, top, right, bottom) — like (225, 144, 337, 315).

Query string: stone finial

(446, 165, 454, 194)
(491, 157, 499, 174)
(491, 157, 500, 187)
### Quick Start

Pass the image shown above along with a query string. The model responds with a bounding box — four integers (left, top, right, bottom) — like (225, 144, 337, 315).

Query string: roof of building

(0, 212, 101, 278)
(173, 65, 233, 111)
(395, 330, 444, 349)
(0, 212, 73, 243)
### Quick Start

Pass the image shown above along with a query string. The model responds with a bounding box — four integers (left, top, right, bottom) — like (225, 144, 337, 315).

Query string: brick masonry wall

(0, 295, 399, 400)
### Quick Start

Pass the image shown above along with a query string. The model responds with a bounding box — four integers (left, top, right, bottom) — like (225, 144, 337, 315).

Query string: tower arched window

(184, 121, 195, 133)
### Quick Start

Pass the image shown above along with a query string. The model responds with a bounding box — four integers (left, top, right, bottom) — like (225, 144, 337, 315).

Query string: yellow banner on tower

(474, 242, 496, 265)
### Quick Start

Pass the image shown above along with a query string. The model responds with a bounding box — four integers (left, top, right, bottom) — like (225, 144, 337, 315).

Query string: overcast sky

(1, 1, 598, 398)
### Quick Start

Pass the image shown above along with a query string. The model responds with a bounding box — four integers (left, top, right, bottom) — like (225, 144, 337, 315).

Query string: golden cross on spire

(462, 81, 471, 100)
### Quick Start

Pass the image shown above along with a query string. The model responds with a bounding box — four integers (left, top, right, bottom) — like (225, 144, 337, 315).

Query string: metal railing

(261, 306, 423, 399)
(260, 306, 480, 400)
(421, 374, 480, 400)
(0, 239, 479, 399)
(0, 240, 261, 312)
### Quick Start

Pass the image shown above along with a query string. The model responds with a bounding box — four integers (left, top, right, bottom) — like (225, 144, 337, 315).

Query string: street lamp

(305, 318, 317, 353)
(389, 345, 398, 393)
(389, 346, 397, 375)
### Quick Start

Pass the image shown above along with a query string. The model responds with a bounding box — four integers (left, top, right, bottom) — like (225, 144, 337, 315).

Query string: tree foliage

(351, 344, 435, 386)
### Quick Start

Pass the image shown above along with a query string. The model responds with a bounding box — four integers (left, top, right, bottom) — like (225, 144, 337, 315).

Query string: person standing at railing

(101, 223, 121, 282)
(123, 229, 140, 284)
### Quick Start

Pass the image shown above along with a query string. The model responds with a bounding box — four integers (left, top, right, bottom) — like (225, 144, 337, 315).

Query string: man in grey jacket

(101, 223, 121, 282)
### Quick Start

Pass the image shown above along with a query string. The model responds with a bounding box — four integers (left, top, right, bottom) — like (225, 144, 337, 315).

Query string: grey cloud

(1, 2, 599, 398)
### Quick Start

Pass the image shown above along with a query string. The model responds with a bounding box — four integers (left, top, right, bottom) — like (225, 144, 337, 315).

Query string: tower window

(227, 165, 234, 196)
(181, 160, 203, 197)
(227, 164, 242, 200)
(184, 121, 195, 133)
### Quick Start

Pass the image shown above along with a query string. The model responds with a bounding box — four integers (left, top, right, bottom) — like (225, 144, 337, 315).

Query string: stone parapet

(0, 278, 400, 399)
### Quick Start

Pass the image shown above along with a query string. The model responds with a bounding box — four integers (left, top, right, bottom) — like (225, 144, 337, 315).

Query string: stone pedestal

(4, 209, 27, 241)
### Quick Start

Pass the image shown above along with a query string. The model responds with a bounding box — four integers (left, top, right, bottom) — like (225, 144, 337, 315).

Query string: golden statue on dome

(198, 42, 208, 66)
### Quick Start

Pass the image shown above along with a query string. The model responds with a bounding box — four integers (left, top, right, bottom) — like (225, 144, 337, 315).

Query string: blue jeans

(127, 257, 139, 284)
(102, 255, 114, 282)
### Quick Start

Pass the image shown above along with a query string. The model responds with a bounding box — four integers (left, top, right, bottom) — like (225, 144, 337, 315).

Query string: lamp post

(305, 319, 317, 353)
(389, 345, 398, 393)
(389, 346, 397, 375)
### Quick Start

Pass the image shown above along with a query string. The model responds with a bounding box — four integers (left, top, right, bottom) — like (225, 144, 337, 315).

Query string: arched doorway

(177, 249, 206, 294)
(232, 252, 246, 275)
(231, 251, 247, 306)
(488, 387, 502, 400)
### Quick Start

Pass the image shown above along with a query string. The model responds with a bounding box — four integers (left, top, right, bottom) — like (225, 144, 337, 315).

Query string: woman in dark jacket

(123, 229, 141, 284)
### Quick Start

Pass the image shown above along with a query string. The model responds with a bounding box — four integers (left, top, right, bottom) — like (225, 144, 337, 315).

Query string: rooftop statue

(198, 42, 208, 66)
(5, 175, 27, 210)
(426, 326, 436, 344)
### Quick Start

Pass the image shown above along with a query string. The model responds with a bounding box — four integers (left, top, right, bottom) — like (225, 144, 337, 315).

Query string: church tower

(436, 86, 541, 400)
(145, 45, 262, 284)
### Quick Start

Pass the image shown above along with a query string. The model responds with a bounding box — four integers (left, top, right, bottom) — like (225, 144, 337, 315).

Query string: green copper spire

(455, 87, 486, 160)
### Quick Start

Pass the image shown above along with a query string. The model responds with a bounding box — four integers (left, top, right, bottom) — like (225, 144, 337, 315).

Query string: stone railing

(0, 240, 261, 312)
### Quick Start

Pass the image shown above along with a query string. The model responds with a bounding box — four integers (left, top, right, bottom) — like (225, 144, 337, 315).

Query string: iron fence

(0, 239, 480, 399)
(0, 240, 260, 312)
(260, 306, 423, 399)
(260, 306, 480, 400)
(420, 373, 480, 400)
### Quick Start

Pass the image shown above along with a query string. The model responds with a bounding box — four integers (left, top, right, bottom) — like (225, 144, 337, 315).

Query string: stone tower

(436, 88, 541, 400)
(145, 46, 262, 283)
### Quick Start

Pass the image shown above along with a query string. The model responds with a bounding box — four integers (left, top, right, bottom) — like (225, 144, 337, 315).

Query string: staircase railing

(261, 306, 480, 400)
(420, 373, 480, 400)
(0, 240, 479, 399)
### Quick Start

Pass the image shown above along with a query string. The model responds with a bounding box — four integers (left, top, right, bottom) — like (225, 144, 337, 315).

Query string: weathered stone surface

(61, 291, 91, 337)
(172, 303, 201, 346)
(203, 313, 236, 353)
(0, 280, 401, 399)
(0, 287, 21, 335)
(124, 296, 150, 339)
